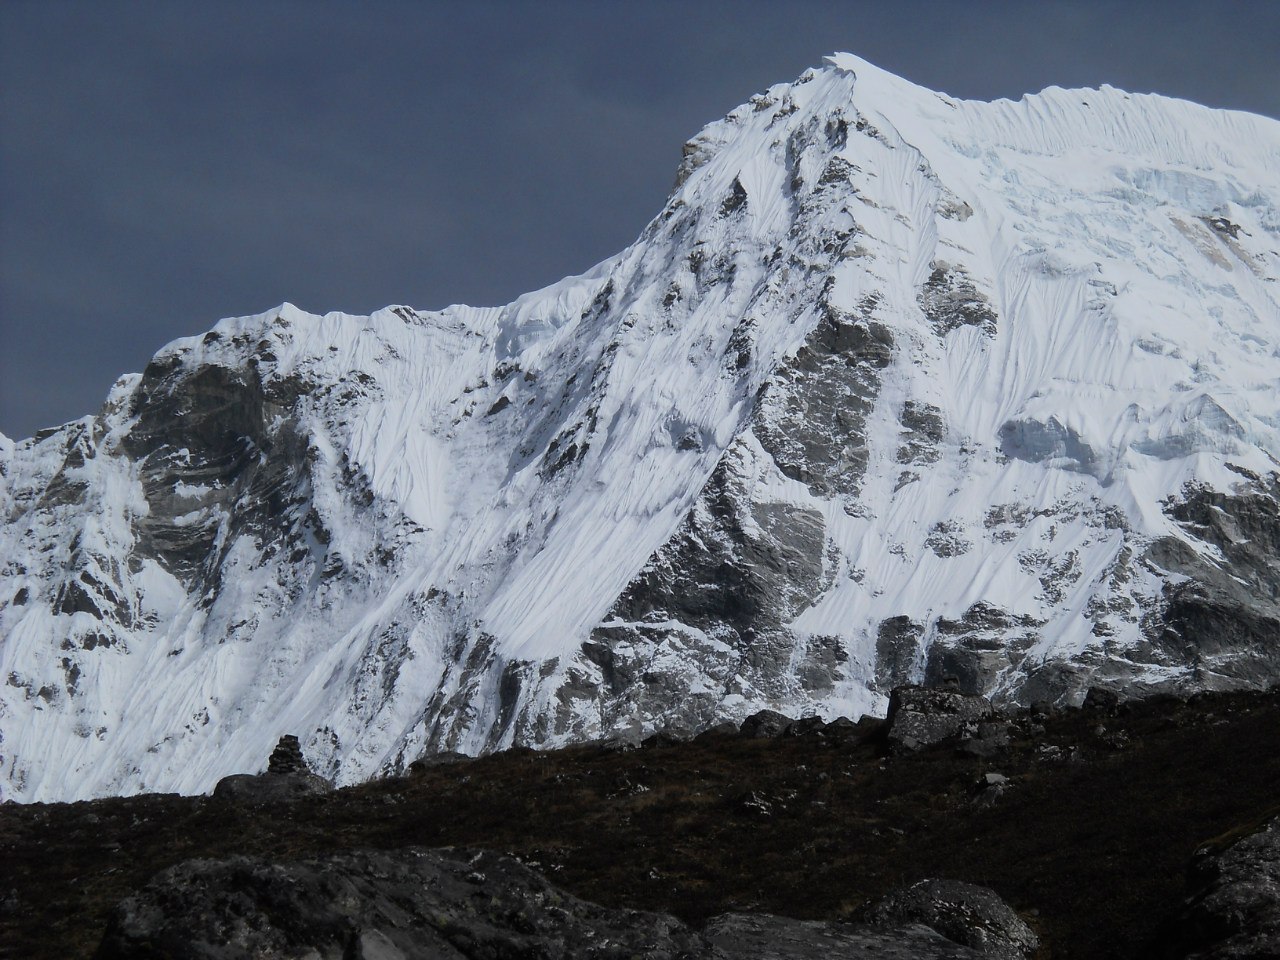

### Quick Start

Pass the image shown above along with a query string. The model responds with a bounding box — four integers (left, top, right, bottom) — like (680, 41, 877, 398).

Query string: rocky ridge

(97, 847, 1027, 959)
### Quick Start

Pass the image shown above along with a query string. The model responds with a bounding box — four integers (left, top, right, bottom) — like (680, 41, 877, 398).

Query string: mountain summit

(3, 55, 1278, 802)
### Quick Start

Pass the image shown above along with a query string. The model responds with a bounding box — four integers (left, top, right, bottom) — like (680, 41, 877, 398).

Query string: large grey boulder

(885, 685, 995, 751)
(210, 771, 332, 804)
(1165, 814, 1280, 959)
(211, 734, 332, 804)
(853, 879, 1039, 960)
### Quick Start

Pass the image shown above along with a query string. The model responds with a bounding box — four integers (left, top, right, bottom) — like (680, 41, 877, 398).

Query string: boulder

(210, 771, 331, 804)
(784, 716, 830, 737)
(210, 734, 332, 804)
(694, 720, 742, 741)
(959, 721, 1011, 758)
(825, 716, 860, 735)
(886, 686, 994, 751)
(598, 728, 645, 753)
(971, 772, 1011, 809)
(853, 878, 1039, 960)
(817, 715, 872, 745)
(740, 709, 795, 738)
(407, 751, 470, 773)
(1162, 813, 1280, 958)
(643, 723, 697, 748)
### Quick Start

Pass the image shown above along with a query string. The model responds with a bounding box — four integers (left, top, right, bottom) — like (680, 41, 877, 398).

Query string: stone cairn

(267, 735, 308, 776)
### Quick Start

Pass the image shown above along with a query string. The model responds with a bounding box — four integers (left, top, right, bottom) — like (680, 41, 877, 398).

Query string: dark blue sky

(3, 0, 1277, 439)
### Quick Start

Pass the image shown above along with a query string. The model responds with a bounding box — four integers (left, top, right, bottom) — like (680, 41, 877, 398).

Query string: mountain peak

(2, 57, 1278, 802)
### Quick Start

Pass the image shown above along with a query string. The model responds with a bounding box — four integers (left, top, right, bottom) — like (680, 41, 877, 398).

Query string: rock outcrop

(855, 879, 1039, 960)
(95, 846, 1013, 959)
(740, 708, 796, 738)
(885, 685, 994, 752)
(1161, 814, 1280, 959)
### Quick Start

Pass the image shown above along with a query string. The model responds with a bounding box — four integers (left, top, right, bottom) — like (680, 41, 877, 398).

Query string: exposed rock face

(1145, 477, 1280, 691)
(571, 437, 840, 740)
(755, 301, 895, 506)
(3, 54, 1280, 801)
(95, 847, 1001, 959)
(855, 879, 1039, 960)
(876, 616, 926, 691)
(917, 263, 998, 338)
(924, 603, 1044, 698)
(1163, 815, 1280, 959)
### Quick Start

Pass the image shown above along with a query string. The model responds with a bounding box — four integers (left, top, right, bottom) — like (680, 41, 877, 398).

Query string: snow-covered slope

(3, 54, 1279, 802)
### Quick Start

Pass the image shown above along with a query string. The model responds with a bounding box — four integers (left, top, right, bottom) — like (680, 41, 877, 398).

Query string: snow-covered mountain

(3, 54, 1279, 802)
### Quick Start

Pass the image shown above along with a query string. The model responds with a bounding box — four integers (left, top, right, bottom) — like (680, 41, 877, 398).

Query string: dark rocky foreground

(96, 847, 1019, 959)
(3, 685, 1280, 959)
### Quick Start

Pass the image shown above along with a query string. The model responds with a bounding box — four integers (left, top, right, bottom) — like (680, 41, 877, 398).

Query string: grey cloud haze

(2, 0, 1278, 438)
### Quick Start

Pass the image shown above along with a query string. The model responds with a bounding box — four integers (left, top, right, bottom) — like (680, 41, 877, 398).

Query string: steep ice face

(2, 54, 1278, 802)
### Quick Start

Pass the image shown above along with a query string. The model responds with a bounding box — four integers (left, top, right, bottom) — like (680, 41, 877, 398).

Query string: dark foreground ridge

(3, 685, 1280, 959)
(97, 847, 1021, 959)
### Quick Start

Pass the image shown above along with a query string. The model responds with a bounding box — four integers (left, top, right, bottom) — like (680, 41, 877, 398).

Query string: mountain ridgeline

(2, 54, 1278, 802)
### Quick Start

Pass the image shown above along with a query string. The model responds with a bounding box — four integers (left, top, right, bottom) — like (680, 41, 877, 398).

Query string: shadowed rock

(94, 847, 998, 959)
(95, 847, 700, 960)
(407, 750, 471, 773)
(1082, 687, 1121, 714)
(854, 879, 1039, 959)
(1162, 814, 1280, 959)
(957, 720, 1011, 759)
(740, 708, 795, 738)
